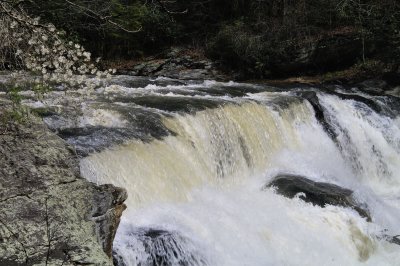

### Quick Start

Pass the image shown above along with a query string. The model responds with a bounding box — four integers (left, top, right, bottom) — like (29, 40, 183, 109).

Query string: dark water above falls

(12, 75, 400, 265)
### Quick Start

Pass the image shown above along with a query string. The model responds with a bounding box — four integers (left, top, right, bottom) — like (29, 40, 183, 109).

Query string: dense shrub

(207, 0, 400, 77)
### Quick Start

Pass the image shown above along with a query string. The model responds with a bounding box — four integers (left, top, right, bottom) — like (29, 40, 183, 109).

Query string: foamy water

(78, 80, 400, 265)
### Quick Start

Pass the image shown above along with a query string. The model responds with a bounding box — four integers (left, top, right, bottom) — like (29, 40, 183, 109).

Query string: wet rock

(57, 126, 149, 156)
(92, 185, 127, 257)
(297, 91, 337, 139)
(0, 117, 126, 265)
(113, 250, 127, 266)
(388, 235, 400, 245)
(129, 95, 225, 113)
(358, 79, 388, 95)
(44, 103, 174, 156)
(113, 228, 206, 266)
(378, 233, 400, 246)
(267, 175, 371, 221)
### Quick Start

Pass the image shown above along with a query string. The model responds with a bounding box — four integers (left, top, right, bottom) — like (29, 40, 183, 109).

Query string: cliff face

(0, 117, 127, 265)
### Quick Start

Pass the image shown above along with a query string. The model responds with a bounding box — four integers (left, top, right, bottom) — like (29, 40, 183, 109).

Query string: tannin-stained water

(77, 79, 400, 265)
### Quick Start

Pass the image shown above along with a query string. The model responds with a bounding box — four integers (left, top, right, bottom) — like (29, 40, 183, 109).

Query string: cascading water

(50, 77, 400, 265)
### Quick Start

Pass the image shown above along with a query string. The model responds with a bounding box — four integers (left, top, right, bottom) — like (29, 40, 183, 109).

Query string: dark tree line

(3, 0, 400, 76)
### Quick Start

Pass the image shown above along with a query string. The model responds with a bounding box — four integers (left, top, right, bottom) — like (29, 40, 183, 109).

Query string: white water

(80, 84, 400, 266)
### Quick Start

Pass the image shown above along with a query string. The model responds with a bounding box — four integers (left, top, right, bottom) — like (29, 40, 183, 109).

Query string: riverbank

(1, 69, 399, 265)
(102, 47, 400, 94)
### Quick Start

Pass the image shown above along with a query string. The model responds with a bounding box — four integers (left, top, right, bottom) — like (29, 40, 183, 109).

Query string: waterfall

(77, 79, 400, 266)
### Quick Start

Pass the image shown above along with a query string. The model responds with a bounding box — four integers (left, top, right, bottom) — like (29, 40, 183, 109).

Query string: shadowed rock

(387, 235, 400, 246)
(44, 104, 174, 156)
(297, 91, 337, 139)
(122, 95, 225, 113)
(266, 175, 371, 221)
(113, 228, 206, 266)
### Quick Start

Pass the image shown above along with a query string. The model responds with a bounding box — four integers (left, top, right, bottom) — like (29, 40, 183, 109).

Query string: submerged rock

(386, 235, 400, 246)
(113, 228, 207, 266)
(0, 117, 127, 265)
(113, 250, 127, 266)
(267, 175, 371, 221)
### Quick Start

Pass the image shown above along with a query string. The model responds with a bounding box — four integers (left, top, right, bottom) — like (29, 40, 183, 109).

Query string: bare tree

(337, 0, 376, 63)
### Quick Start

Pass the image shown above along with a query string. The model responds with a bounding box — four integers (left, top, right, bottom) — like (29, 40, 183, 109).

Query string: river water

(17, 76, 400, 265)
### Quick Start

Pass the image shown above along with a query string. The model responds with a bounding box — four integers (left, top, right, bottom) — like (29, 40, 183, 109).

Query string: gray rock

(0, 116, 127, 265)
(387, 235, 400, 245)
(125, 48, 227, 80)
(358, 79, 388, 94)
(385, 86, 400, 97)
(266, 175, 371, 221)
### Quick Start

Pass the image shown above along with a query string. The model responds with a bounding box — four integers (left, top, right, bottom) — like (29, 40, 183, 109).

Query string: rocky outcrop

(118, 48, 227, 80)
(0, 116, 127, 265)
(266, 175, 371, 221)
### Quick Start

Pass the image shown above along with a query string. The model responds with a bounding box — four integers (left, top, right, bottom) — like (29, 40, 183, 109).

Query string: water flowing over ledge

(13, 75, 400, 265)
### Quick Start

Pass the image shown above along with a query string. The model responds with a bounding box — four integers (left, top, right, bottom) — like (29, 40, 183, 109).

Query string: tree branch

(64, 0, 142, 33)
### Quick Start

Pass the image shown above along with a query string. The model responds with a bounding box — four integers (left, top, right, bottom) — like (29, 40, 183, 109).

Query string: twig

(64, 0, 142, 33)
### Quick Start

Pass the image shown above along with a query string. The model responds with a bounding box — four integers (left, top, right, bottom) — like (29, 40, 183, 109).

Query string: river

(19, 75, 400, 265)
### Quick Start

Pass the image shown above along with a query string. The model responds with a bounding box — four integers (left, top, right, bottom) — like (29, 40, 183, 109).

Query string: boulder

(0, 116, 126, 265)
(266, 175, 371, 221)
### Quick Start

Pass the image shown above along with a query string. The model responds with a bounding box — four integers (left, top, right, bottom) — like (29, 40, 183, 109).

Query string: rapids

(23, 76, 400, 265)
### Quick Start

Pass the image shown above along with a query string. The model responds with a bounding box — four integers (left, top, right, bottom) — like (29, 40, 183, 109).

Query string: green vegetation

(32, 84, 52, 101)
(1, 83, 54, 125)
(23, 0, 179, 58)
(2, 0, 400, 78)
(206, 0, 400, 77)
(1, 86, 30, 125)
